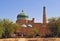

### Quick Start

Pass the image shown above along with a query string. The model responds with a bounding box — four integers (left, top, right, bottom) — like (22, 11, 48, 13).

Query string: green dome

(17, 10, 29, 20)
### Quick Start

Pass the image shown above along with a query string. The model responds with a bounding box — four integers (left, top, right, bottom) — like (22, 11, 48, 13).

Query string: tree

(32, 28, 39, 37)
(0, 19, 6, 38)
(47, 17, 60, 37)
(56, 17, 60, 33)
(0, 19, 20, 38)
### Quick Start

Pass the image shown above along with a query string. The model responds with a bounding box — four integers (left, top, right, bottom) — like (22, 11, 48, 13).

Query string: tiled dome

(17, 10, 29, 20)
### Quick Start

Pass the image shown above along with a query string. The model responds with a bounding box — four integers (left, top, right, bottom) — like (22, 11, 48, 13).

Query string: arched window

(21, 24, 27, 27)
(28, 24, 32, 27)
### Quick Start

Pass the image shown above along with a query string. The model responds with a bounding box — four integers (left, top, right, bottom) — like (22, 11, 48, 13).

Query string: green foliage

(0, 19, 20, 38)
(32, 28, 39, 37)
(32, 28, 38, 34)
(47, 17, 60, 36)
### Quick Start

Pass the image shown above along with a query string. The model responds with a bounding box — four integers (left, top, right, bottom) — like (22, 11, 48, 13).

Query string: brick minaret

(43, 6, 46, 24)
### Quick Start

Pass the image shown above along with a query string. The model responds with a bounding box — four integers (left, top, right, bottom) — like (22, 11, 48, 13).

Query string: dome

(17, 10, 29, 20)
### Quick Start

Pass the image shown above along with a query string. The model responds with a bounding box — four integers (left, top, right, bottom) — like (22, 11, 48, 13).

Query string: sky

(0, 0, 60, 23)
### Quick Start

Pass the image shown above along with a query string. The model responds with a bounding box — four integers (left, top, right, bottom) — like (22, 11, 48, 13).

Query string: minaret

(43, 6, 46, 24)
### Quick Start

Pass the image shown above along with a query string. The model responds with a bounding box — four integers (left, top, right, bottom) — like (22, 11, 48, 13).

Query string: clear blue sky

(0, 0, 60, 23)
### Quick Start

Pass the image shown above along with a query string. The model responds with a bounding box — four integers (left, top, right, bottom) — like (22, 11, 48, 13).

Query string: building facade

(16, 6, 50, 37)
